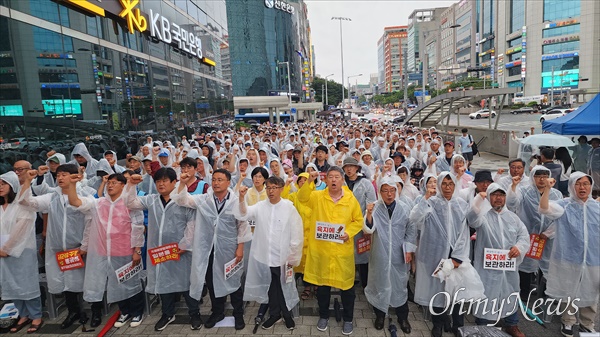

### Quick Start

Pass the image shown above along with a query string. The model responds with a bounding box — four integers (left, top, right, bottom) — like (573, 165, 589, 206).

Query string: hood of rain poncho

(186, 149, 200, 160)
(305, 162, 322, 185)
(0, 171, 20, 196)
(47, 153, 67, 165)
(245, 148, 260, 168)
(269, 158, 286, 179)
(95, 159, 113, 176)
(449, 154, 466, 176)
(377, 175, 401, 200)
(529, 165, 552, 187)
(71, 143, 93, 163)
(419, 173, 437, 195)
(197, 156, 212, 180)
(485, 182, 508, 212)
(568, 171, 593, 201)
(436, 171, 460, 199)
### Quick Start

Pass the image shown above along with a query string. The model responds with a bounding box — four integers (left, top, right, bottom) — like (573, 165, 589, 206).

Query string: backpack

(469, 135, 479, 156)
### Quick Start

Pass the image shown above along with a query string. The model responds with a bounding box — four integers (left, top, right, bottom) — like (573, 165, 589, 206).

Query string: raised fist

(130, 174, 143, 185)
(309, 171, 319, 182)
(239, 185, 248, 199)
(425, 188, 436, 200)
(512, 175, 522, 186)
(46, 150, 56, 158)
(26, 170, 38, 181)
(37, 165, 49, 176)
(497, 168, 505, 175)
(479, 191, 487, 199)
(366, 202, 375, 214)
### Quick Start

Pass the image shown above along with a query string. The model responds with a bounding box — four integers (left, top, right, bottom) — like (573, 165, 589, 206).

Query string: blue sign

(195, 103, 210, 109)
(541, 52, 578, 61)
(290, 108, 297, 113)
(408, 73, 422, 81)
(414, 91, 429, 97)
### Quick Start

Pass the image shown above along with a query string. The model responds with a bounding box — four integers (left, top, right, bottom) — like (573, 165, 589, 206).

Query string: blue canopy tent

(542, 94, 600, 135)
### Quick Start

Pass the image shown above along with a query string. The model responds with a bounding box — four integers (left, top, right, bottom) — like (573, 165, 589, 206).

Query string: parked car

(510, 107, 535, 114)
(469, 109, 497, 119)
(539, 108, 571, 123)
(539, 105, 568, 114)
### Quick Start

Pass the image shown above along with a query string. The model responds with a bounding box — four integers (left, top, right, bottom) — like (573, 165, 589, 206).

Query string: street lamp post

(332, 17, 351, 108)
(347, 74, 362, 108)
(324, 73, 334, 107)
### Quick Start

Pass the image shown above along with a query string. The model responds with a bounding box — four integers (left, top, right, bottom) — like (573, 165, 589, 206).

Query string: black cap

(473, 170, 493, 183)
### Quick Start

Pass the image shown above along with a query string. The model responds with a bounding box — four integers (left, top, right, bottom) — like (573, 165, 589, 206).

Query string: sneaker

(283, 315, 295, 330)
(261, 315, 282, 329)
(561, 323, 574, 337)
(204, 313, 225, 329)
(342, 321, 354, 335)
(113, 314, 131, 328)
(190, 314, 202, 330)
(502, 325, 525, 337)
(129, 315, 143, 328)
(316, 318, 328, 332)
(154, 315, 176, 331)
(234, 315, 245, 330)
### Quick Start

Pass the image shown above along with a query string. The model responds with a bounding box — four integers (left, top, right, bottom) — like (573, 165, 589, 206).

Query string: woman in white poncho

(363, 176, 416, 333)
(544, 172, 600, 336)
(0, 172, 43, 333)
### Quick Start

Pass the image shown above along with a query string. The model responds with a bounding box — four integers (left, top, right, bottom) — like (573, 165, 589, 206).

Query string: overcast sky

(306, 0, 454, 86)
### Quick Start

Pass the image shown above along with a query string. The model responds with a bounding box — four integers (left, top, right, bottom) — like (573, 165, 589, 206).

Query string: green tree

(311, 77, 348, 108)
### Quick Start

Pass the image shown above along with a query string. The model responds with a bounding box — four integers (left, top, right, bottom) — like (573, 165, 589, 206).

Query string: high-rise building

(377, 26, 408, 93)
(0, 0, 231, 127)
(407, 8, 447, 79)
(377, 37, 385, 93)
(226, 0, 310, 100)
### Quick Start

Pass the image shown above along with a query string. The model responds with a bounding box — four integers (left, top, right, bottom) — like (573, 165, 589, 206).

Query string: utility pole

(332, 17, 351, 107)
(403, 49, 408, 113)
(550, 66, 554, 107)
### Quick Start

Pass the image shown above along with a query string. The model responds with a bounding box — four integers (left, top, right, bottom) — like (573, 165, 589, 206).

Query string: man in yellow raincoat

(298, 167, 363, 335)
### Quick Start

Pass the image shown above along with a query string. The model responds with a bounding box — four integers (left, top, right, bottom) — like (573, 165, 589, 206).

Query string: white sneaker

(130, 315, 144, 327)
(114, 314, 131, 328)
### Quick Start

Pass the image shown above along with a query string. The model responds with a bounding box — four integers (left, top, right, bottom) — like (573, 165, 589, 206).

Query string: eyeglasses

(575, 182, 591, 188)
(13, 167, 29, 172)
(441, 182, 455, 188)
(266, 186, 282, 191)
(212, 178, 227, 183)
(380, 189, 396, 194)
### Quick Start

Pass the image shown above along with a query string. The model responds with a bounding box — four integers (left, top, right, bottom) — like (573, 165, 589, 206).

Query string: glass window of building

(542, 24, 580, 38)
(544, 0, 580, 22)
(510, 0, 525, 33)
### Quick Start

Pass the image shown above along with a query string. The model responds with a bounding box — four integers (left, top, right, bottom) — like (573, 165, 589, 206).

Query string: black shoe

(204, 313, 225, 329)
(90, 311, 102, 328)
(60, 312, 80, 329)
(261, 315, 282, 329)
(374, 316, 384, 330)
(443, 315, 452, 332)
(399, 319, 411, 334)
(283, 315, 295, 330)
(154, 315, 175, 331)
(431, 325, 443, 337)
(190, 314, 203, 330)
(234, 315, 245, 330)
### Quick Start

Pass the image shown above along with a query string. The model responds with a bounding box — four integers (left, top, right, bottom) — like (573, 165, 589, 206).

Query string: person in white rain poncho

(363, 176, 416, 334)
(66, 173, 146, 328)
(493, 159, 530, 192)
(506, 165, 563, 301)
(467, 183, 530, 337)
(409, 172, 470, 337)
(19, 164, 103, 329)
(543, 172, 600, 337)
(70, 143, 100, 179)
(237, 176, 304, 330)
(32, 152, 67, 192)
(342, 157, 377, 288)
(173, 169, 251, 331)
(123, 168, 199, 332)
(0, 172, 43, 334)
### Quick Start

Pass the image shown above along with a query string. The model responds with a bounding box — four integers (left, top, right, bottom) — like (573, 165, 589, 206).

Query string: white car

(469, 109, 497, 119)
(539, 108, 572, 123)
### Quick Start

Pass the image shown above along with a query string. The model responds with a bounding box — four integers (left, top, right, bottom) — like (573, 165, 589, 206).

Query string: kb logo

(264, 0, 274, 8)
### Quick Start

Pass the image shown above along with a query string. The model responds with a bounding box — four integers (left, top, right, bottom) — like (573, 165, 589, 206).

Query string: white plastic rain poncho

(32, 153, 67, 193)
(347, 175, 377, 265)
(70, 143, 99, 179)
(86, 158, 113, 191)
(467, 183, 530, 320)
(305, 163, 326, 190)
(0, 172, 39, 300)
(494, 173, 530, 192)
(269, 158, 288, 182)
(123, 185, 195, 294)
(19, 186, 89, 294)
(197, 156, 213, 184)
(171, 188, 251, 300)
(450, 155, 473, 189)
(363, 176, 417, 313)
(409, 172, 470, 308)
(506, 165, 563, 274)
(231, 158, 253, 189)
(546, 172, 600, 307)
(76, 195, 145, 303)
(105, 151, 125, 173)
(237, 198, 303, 310)
(399, 170, 420, 200)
